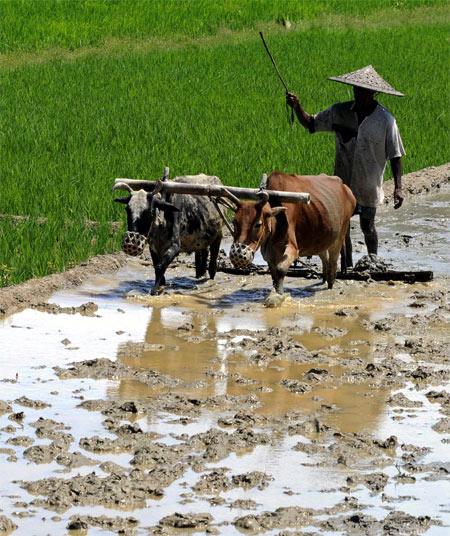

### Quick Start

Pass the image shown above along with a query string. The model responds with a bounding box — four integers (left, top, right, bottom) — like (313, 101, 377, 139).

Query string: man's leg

(344, 202, 359, 268)
(344, 225, 353, 267)
(359, 206, 378, 255)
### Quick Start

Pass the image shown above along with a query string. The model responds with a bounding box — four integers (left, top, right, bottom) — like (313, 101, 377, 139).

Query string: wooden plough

(219, 264, 433, 283)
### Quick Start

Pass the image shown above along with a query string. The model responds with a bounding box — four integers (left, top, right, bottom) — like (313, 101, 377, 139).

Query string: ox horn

(259, 173, 268, 190)
(162, 166, 170, 181)
(256, 173, 269, 205)
(112, 182, 133, 193)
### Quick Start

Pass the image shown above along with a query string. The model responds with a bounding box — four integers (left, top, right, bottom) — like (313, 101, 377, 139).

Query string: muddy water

(0, 189, 449, 535)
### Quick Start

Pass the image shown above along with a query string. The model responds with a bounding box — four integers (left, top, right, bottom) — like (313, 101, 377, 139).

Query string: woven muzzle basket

(229, 242, 255, 270)
(122, 231, 147, 256)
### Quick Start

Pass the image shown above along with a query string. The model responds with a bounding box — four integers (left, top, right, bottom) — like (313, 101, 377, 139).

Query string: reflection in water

(112, 288, 390, 435)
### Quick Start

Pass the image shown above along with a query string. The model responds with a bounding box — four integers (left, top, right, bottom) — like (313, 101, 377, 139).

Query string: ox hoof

(150, 286, 165, 296)
(265, 290, 286, 308)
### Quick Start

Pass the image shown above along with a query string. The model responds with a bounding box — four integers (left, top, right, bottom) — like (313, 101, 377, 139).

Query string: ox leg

(208, 235, 221, 280)
(195, 250, 208, 279)
(151, 243, 181, 295)
(265, 245, 297, 308)
(318, 251, 329, 285)
(340, 245, 347, 274)
(150, 250, 166, 289)
(345, 225, 353, 268)
(268, 264, 285, 295)
(326, 244, 341, 289)
(340, 221, 351, 274)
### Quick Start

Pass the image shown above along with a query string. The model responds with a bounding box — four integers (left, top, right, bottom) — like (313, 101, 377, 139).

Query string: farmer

(286, 65, 405, 267)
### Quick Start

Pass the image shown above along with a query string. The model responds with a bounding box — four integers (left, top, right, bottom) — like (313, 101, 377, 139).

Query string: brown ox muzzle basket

(229, 242, 255, 270)
(122, 231, 147, 256)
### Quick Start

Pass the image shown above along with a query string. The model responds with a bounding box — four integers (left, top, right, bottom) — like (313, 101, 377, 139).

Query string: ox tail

(340, 242, 347, 274)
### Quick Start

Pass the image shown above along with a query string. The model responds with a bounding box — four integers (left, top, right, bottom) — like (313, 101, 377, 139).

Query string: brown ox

(230, 171, 356, 305)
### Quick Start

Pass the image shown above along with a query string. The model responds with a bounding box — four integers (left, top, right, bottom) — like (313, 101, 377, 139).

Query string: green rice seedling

(1, 0, 447, 53)
(0, 215, 121, 285)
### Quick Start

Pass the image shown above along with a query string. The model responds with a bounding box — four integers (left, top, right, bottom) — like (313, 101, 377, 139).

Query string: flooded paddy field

(0, 187, 449, 535)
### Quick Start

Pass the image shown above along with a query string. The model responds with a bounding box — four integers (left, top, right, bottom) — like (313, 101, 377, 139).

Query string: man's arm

(286, 92, 313, 130)
(390, 156, 403, 209)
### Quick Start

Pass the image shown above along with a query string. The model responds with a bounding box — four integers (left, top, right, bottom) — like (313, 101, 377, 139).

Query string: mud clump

(382, 511, 436, 534)
(23, 470, 165, 512)
(6, 435, 34, 447)
(8, 412, 24, 422)
(230, 498, 258, 510)
(234, 506, 314, 531)
(67, 515, 138, 532)
(23, 433, 72, 464)
(280, 379, 312, 394)
(231, 471, 272, 489)
(192, 469, 231, 494)
(130, 442, 187, 470)
(79, 393, 260, 421)
(346, 472, 389, 493)
(320, 512, 379, 534)
(14, 396, 50, 409)
(387, 393, 423, 408)
(55, 358, 180, 388)
(0, 515, 17, 533)
(187, 427, 272, 463)
(31, 301, 99, 316)
(156, 512, 213, 532)
(193, 469, 272, 494)
(304, 368, 329, 382)
(320, 510, 439, 534)
(353, 254, 391, 273)
(0, 401, 12, 414)
(432, 417, 450, 434)
(56, 451, 96, 469)
(79, 431, 160, 454)
(313, 326, 348, 338)
(235, 327, 311, 365)
(327, 432, 398, 464)
(426, 390, 450, 413)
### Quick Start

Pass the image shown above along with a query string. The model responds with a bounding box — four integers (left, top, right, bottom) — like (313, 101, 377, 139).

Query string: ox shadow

(210, 280, 326, 309)
(82, 276, 209, 301)
(80, 275, 326, 306)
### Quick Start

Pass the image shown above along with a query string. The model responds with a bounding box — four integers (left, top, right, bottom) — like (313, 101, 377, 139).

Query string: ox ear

(114, 197, 130, 204)
(268, 207, 287, 218)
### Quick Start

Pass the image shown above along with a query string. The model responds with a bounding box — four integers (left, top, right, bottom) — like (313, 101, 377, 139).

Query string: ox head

(113, 181, 178, 256)
(229, 190, 286, 269)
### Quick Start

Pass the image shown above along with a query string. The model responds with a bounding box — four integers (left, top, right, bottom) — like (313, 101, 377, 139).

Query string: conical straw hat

(329, 65, 404, 96)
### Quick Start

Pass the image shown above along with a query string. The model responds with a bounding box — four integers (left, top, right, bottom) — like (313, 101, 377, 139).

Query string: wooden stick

(211, 199, 234, 234)
(114, 178, 310, 204)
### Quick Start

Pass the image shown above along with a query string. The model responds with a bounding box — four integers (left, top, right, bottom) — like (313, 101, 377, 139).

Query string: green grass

(0, 0, 445, 53)
(0, 1, 448, 286)
(0, 217, 118, 286)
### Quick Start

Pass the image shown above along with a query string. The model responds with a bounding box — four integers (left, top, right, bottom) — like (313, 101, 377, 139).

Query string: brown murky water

(0, 189, 449, 535)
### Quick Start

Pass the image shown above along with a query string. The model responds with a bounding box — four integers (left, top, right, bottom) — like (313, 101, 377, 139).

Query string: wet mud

(0, 176, 449, 535)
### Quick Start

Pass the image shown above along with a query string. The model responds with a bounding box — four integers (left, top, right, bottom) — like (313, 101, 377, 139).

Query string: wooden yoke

(113, 178, 311, 205)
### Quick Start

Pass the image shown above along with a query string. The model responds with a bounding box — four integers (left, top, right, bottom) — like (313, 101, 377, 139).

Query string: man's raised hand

(286, 92, 300, 110)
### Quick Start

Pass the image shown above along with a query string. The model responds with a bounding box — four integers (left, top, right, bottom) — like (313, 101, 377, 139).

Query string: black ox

(114, 174, 223, 295)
